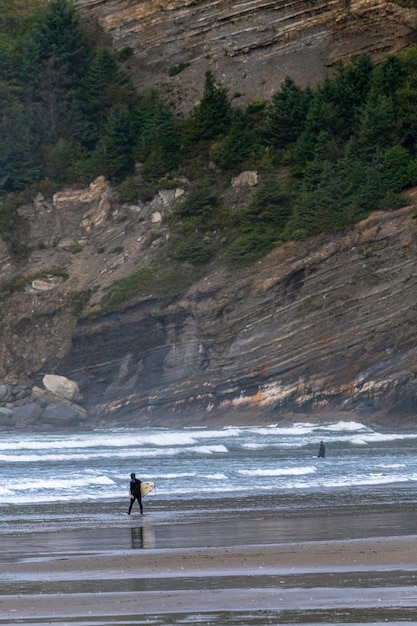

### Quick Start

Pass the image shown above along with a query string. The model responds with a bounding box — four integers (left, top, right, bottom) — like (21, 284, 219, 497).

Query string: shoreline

(4, 535, 417, 576)
(2, 421, 417, 625)
(1, 411, 416, 432)
(1, 536, 417, 623)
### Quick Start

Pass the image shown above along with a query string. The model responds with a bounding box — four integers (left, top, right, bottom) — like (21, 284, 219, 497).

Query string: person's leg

(138, 493, 143, 514)
(128, 497, 135, 514)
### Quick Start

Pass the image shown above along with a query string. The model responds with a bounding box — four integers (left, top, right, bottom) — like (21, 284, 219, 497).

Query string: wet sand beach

(2, 423, 417, 625)
(1, 509, 417, 625)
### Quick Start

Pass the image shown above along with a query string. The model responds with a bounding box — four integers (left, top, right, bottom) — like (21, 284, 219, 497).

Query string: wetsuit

(128, 478, 143, 514)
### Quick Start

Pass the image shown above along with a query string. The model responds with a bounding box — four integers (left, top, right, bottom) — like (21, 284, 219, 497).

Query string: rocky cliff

(1, 175, 417, 429)
(47, 199, 417, 429)
(75, 0, 417, 108)
(1, 0, 417, 430)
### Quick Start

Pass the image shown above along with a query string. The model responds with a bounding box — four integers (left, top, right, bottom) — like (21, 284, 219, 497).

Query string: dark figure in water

(317, 441, 325, 458)
(128, 472, 143, 514)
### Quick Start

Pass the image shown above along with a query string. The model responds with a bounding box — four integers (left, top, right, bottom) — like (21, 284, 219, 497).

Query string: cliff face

(1, 176, 416, 428)
(1, 1, 417, 429)
(75, 0, 417, 107)
(57, 204, 417, 427)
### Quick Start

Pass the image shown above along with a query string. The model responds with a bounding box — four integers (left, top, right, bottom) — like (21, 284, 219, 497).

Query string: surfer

(128, 472, 143, 514)
(317, 441, 325, 458)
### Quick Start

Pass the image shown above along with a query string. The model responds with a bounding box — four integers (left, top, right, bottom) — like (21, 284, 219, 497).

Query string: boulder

(53, 176, 110, 208)
(81, 193, 111, 229)
(0, 407, 13, 428)
(30, 276, 64, 292)
(42, 374, 81, 402)
(0, 384, 11, 402)
(231, 171, 258, 188)
(151, 211, 162, 223)
(12, 402, 42, 425)
(40, 403, 81, 427)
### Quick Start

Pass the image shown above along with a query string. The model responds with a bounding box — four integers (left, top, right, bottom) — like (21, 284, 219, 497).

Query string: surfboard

(140, 481, 155, 497)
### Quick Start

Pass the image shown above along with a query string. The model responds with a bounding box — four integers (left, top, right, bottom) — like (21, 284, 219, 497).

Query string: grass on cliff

(100, 264, 205, 310)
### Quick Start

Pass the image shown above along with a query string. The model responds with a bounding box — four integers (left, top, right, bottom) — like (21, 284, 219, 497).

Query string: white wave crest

(239, 467, 316, 477)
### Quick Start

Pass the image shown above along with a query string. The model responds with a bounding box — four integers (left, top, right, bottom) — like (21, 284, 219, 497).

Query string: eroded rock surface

(75, 0, 417, 107)
(53, 205, 416, 427)
(1, 171, 417, 429)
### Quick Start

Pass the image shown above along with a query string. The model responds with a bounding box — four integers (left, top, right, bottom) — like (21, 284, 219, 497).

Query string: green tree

(133, 90, 178, 180)
(94, 104, 136, 180)
(291, 92, 332, 172)
(263, 77, 312, 148)
(0, 107, 41, 191)
(321, 55, 373, 140)
(187, 70, 232, 141)
(226, 174, 292, 264)
(383, 144, 414, 190)
(44, 138, 90, 183)
(172, 238, 213, 265)
(21, 0, 90, 88)
(174, 183, 218, 223)
(287, 159, 361, 239)
(19, 0, 91, 143)
(80, 48, 136, 119)
(77, 47, 137, 149)
(396, 84, 417, 150)
(357, 94, 400, 153)
(371, 54, 404, 98)
(81, 48, 119, 106)
(0, 0, 44, 34)
(212, 109, 257, 169)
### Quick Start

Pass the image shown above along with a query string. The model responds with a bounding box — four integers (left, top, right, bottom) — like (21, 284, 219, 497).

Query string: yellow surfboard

(140, 481, 155, 497)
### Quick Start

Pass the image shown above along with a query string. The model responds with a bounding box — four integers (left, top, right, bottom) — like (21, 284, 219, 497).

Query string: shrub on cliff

(174, 184, 217, 221)
(172, 239, 213, 265)
(226, 172, 292, 264)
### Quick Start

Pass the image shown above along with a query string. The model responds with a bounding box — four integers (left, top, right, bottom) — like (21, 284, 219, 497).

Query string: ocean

(1, 420, 417, 557)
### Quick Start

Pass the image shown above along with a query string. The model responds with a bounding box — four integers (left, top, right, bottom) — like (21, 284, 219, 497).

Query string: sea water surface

(1, 420, 417, 558)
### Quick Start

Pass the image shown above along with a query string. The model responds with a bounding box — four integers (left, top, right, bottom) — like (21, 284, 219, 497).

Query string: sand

(2, 535, 417, 624)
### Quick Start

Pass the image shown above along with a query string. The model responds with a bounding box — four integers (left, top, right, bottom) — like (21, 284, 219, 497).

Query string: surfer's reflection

(130, 525, 156, 549)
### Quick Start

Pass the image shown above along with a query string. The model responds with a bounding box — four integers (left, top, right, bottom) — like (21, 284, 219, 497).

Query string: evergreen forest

(2, 0, 417, 266)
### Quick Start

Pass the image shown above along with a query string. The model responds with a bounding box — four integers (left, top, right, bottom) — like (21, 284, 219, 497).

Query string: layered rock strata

(63, 205, 417, 426)
(1, 174, 417, 428)
(75, 0, 417, 106)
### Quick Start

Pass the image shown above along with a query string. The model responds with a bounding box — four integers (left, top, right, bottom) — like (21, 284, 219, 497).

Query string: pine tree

(0, 108, 42, 191)
(133, 90, 178, 180)
(187, 70, 232, 141)
(81, 48, 119, 110)
(212, 109, 256, 169)
(95, 104, 136, 180)
(226, 174, 292, 264)
(21, 0, 90, 89)
(263, 77, 312, 148)
(321, 55, 373, 140)
(19, 0, 91, 143)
